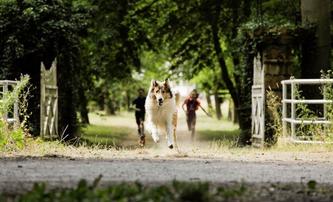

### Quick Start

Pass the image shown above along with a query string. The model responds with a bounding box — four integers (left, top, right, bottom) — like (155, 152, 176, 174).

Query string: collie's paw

(152, 134, 160, 143)
(168, 144, 173, 149)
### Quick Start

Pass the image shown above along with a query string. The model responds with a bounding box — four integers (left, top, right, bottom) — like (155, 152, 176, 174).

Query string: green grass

(80, 124, 134, 148)
(52, 111, 333, 157)
(198, 129, 240, 142)
(78, 111, 243, 152)
(195, 112, 240, 145)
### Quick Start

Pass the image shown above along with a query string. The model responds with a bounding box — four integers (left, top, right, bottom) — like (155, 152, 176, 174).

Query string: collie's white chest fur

(146, 98, 176, 129)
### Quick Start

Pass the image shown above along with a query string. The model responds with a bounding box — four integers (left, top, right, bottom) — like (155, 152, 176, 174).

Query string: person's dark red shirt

(184, 97, 200, 112)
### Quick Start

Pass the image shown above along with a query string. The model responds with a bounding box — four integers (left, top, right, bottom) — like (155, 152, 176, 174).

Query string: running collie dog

(145, 79, 178, 149)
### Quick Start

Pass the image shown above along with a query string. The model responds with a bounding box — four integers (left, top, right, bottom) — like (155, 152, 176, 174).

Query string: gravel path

(1, 157, 332, 194)
(2, 114, 333, 195)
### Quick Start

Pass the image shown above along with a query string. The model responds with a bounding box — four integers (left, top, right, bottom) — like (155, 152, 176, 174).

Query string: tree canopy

(0, 0, 331, 143)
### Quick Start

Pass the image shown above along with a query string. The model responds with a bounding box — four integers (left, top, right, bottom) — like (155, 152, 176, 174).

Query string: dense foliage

(0, 0, 331, 142)
(0, 0, 89, 138)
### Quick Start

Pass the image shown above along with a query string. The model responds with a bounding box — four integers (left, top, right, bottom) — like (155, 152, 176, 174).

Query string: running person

(182, 89, 210, 141)
(132, 88, 146, 146)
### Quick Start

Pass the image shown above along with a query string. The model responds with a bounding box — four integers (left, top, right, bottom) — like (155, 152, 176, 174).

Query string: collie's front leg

(151, 124, 160, 143)
(166, 121, 174, 149)
(146, 112, 160, 143)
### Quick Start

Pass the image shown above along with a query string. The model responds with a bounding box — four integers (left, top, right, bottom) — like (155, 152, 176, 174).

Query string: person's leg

(141, 112, 145, 136)
(136, 114, 144, 146)
(186, 113, 191, 131)
(138, 113, 145, 146)
(135, 114, 141, 135)
(139, 119, 145, 146)
(191, 113, 197, 141)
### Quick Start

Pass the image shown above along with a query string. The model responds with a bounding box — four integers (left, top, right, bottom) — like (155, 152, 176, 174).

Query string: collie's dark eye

(162, 90, 165, 93)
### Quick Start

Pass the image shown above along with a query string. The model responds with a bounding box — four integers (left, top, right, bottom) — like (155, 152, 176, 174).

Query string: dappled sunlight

(88, 112, 138, 129)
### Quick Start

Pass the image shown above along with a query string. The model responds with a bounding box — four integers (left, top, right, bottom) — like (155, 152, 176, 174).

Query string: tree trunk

(209, 0, 239, 111)
(211, 27, 239, 110)
(301, 0, 331, 78)
(78, 87, 90, 124)
(214, 91, 222, 120)
(227, 99, 234, 121)
(209, 0, 253, 145)
(205, 91, 213, 112)
(58, 53, 79, 140)
(300, 0, 331, 115)
(126, 90, 131, 111)
(207, 0, 254, 145)
(98, 94, 105, 111)
(105, 97, 116, 115)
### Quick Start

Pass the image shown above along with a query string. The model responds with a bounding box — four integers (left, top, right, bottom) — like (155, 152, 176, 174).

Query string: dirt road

(2, 113, 333, 195)
(1, 157, 332, 194)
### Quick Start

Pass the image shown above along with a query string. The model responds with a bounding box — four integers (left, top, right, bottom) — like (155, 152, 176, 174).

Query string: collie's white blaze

(155, 92, 164, 106)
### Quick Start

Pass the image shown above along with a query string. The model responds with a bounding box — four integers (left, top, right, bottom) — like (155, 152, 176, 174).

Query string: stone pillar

(263, 44, 293, 144)
(263, 45, 293, 94)
(251, 33, 294, 146)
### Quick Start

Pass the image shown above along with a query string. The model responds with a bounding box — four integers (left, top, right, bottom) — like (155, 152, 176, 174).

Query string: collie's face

(150, 79, 173, 106)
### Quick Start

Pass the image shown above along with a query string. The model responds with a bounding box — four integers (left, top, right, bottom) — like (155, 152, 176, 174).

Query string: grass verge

(80, 124, 133, 148)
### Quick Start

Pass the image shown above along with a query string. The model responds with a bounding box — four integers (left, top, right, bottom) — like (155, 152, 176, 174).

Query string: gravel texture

(1, 157, 332, 194)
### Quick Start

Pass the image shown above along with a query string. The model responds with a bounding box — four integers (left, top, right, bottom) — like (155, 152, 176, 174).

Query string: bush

(0, 75, 30, 151)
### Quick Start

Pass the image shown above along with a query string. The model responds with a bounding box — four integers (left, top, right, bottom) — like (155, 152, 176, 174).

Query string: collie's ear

(164, 78, 172, 98)
(164, 78, 170, 86)
(169, 90, 173, 98)
(150, 80, 158, 88)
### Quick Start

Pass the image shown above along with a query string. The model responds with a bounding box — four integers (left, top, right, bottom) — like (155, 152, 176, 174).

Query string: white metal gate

(0, 80, 19, 128)
(40, 59, 58, 139)
(281, 78, 333, 143)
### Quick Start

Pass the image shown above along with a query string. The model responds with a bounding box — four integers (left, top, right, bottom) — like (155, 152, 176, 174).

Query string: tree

(81, 0, 154, 115)
(301, 0, 331, 78)
(128, 0, 255, 144)
(0, 0, 89, 138)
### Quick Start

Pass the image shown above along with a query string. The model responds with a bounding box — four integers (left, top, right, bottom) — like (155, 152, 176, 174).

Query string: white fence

(0, 80, 19, 127)
(281, 79, 333, 143)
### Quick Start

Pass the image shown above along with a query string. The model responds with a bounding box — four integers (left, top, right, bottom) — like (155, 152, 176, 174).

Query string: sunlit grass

(198, 130, 240, 141)
(81, 124, 133, 147)
(2, 110, 333, 162)
(76, 112, 333, 159)
(196, 115, 238, 132)
(87, 111, 137, 128)
(270, 138, 333, 152)
(84, 110, 241, 148)
(193, 111, 240, 147)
